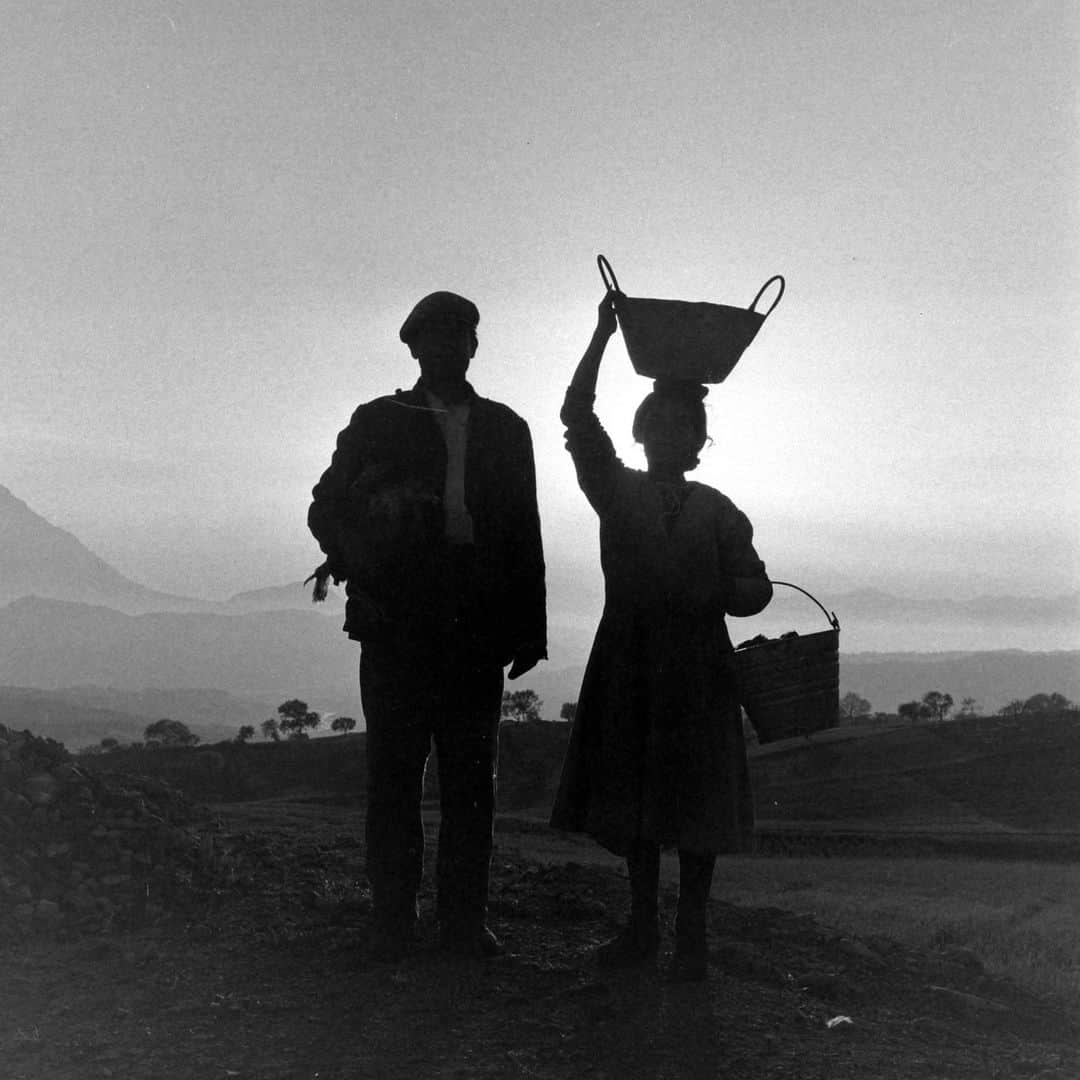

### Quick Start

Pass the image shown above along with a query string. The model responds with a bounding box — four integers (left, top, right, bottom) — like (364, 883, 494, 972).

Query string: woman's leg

(596, 841, 660, 967)
(671, 851, 716, 980)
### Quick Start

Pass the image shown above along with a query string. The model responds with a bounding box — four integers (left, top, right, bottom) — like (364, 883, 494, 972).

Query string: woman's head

(632, 379, 709, 473)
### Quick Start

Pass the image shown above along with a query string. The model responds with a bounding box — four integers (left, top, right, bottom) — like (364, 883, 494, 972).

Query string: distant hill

(220, 581, 346, 615)
(840, 650, 1080, 715)
(0, 685, 275, 748)
(0, 686, 155, 749)
(3, 482, 1076, 726)
(1, 595, 1076, 733)
(751, 710, 1080, 832)
(50, 686, 277, 734)
(0, 684, 346, 750)
(0, 483, 349, 618)
(534, 650, 1079, 723)
(0, 484, 210, 613)
(0, 597, 359, 725)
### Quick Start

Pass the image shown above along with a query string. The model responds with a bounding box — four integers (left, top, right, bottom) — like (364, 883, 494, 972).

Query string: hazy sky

(3, 2, 1078, 652)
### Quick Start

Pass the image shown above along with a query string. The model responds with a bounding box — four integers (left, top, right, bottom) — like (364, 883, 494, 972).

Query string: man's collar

(412, 378, 477, 405)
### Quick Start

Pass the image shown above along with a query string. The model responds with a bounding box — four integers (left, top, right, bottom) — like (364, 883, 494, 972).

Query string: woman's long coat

(549, 388, 772, 857)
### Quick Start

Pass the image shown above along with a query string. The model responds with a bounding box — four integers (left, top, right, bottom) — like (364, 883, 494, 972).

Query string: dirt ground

(3, 797, 1078, 1080)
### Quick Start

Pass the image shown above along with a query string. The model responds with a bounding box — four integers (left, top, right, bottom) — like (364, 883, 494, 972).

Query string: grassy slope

(703, 854, 1080, 1007)
(85, 711, 1080, 833)
(751, 712, 1080, 830)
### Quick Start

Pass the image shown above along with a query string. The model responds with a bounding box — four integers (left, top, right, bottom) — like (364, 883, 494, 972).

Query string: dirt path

(4, 797, 1077, 1079)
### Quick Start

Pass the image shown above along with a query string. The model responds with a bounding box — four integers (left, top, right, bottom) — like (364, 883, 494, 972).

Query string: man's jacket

(308, 382, 547, 662)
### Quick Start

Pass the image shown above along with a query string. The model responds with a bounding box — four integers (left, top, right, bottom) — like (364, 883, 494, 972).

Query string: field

(3, 712, 1080, 1077)
(499, 819, 1080, 1011)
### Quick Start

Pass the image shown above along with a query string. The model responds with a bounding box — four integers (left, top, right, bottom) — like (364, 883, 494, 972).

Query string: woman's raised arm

(561, 292, 622, 513)
(566, 292, 618, 400)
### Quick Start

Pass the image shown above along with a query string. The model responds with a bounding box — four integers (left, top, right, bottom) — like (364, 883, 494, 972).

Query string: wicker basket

(734, 582, 840, 745)
(597, 255, 784, 384)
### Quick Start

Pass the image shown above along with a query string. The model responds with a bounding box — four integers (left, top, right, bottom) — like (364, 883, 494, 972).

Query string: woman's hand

(570, 291, 617, 395)
(596, 291, 618, 338)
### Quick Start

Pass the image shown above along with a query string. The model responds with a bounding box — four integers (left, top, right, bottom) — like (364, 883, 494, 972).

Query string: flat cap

(399, 291, 479, 343)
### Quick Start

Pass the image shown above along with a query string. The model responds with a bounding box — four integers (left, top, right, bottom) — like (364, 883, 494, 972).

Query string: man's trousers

(360, 639, 503, 937)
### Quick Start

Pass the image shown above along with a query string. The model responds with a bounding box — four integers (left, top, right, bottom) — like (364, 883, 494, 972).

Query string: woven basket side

(735, 629, 840, 744)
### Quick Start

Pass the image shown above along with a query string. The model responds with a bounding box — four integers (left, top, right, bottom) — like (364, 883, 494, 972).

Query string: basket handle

(769, 580, 839, 630)
(597, 254, 622, 294)
(749, 275, 785, 317)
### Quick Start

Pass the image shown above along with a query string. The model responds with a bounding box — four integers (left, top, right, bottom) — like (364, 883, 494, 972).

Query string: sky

(3, 1, 1078, 657)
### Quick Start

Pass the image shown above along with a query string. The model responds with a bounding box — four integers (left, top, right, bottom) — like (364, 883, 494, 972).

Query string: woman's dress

(549, 388, 773, 856)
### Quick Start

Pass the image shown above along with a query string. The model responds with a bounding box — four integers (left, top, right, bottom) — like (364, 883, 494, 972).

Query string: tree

(275, 699, 321, 739)
(958, 697, 979, 718)
(998, 699, 1026, 717)
(261, 717, 281, 741)
(838, 692, 872, 724)
(331, 716, 357, 734)
(1022, 692, 1074, 715)
(897, 700, 927, 724)
(236, 725, 255, 744)
(921, 691, 953, 723)
(100, 737, 119, 752)
(501, 689, 543, 723)
(559, 701, 577, 723)
(144, 718, 200, 747)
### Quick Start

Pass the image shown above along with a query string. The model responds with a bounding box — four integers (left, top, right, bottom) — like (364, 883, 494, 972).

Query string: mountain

(0, 596, 1076, 734)
(0, 597, 359, 724)
(3, 483, 1077, 730)
(0, 484, 348, 618)
(51, 686, 276, 741)
(0, 686, 156, 748)
(0, 685, 266, 748)
(220, 581, 346, 615)
(0, 484, 210, 613)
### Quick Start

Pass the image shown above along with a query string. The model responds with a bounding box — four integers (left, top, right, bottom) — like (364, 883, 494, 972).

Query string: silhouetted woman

(550, 293, 772, 980)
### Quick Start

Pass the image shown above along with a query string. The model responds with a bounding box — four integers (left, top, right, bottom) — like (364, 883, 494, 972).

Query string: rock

(24, 773, 60, 806)
(1, 760, 24, 786)
(35, 899, 62, 922)
(928, 984, 1010, 1023)
(0, 721, 210, 939)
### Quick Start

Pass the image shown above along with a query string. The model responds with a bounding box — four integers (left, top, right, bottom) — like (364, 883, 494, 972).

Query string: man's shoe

(667, 945, 708, 982)
(595, 924, 659, 969)
(439, 925, 505, 959)
(364, 921, 416, 964)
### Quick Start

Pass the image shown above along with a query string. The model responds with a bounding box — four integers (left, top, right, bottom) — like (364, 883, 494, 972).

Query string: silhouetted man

(308, 291, 547, 960)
